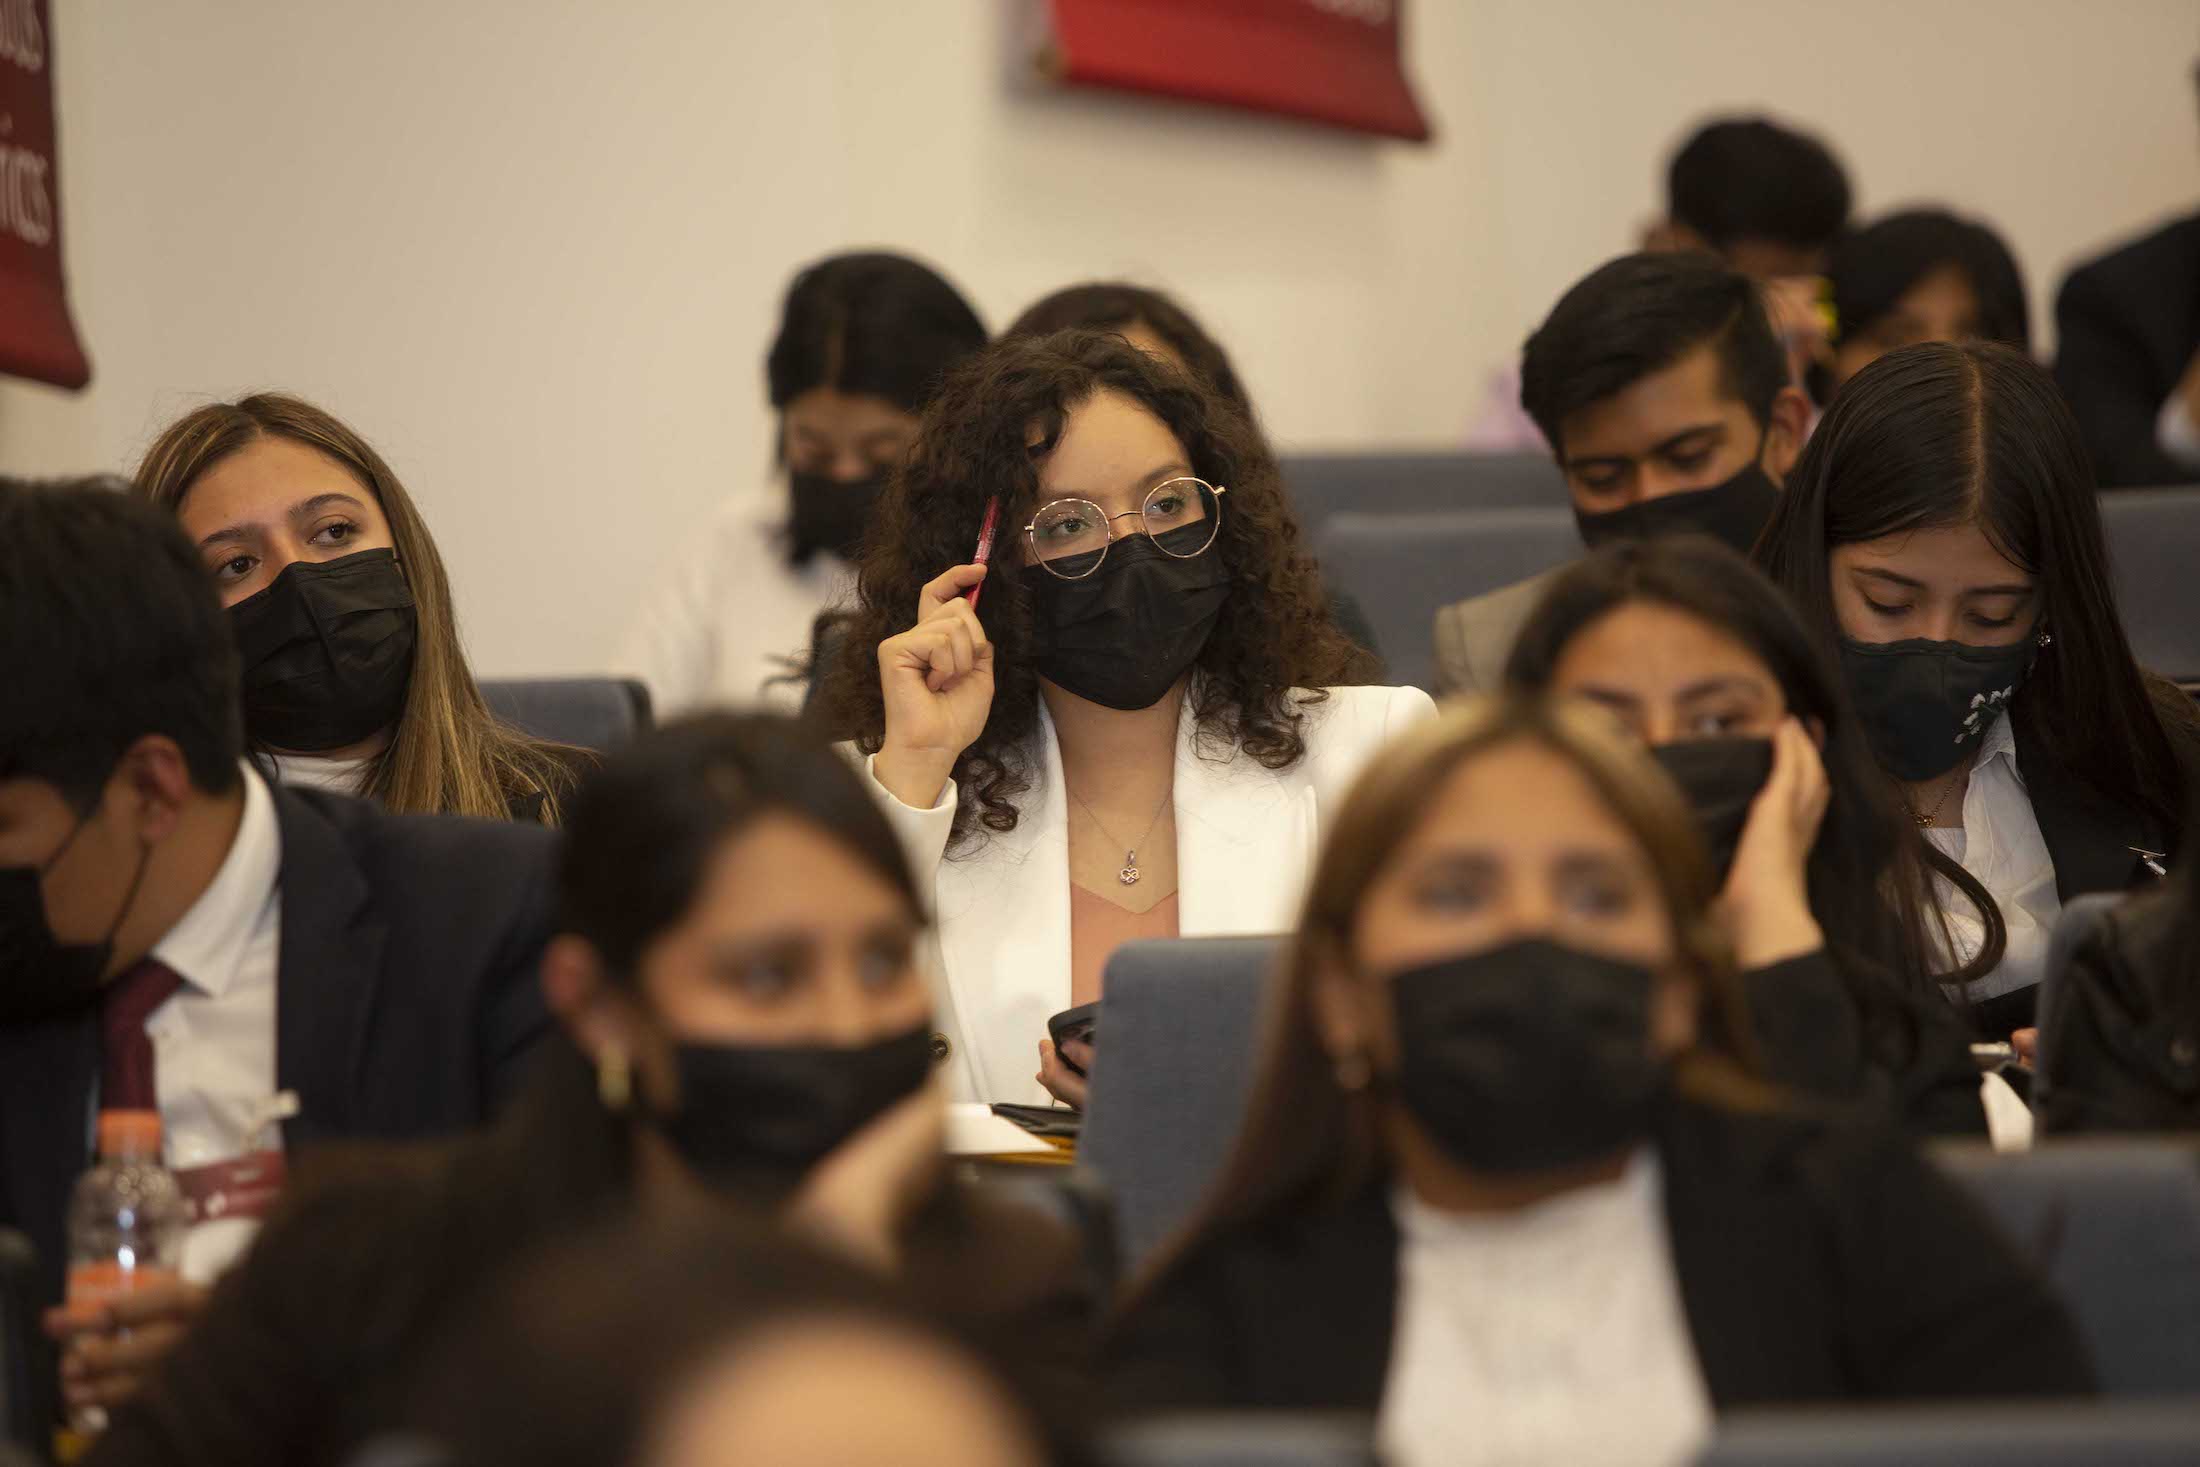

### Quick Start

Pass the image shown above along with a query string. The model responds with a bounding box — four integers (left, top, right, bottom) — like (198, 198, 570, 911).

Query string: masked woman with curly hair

(816, 330, 1434, 1105)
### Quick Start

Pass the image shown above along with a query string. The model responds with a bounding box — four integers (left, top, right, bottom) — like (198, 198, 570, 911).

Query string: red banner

(0, 0, 87, 388)
(1043, 0, 1432, 143)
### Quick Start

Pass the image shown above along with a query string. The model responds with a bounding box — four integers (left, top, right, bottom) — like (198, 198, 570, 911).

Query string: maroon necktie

(100, 959, 185, 1112)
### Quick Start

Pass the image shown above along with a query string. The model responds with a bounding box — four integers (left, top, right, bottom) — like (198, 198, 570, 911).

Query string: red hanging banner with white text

(1041, 0, 1431, 143)
(0, 0, 87, 389)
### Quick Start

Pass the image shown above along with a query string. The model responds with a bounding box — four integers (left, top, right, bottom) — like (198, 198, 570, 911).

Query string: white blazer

(864, 683, 1437, 1102)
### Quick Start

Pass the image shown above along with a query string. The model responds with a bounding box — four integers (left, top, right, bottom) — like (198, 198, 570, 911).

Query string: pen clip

(2130, 847, 2169, 878)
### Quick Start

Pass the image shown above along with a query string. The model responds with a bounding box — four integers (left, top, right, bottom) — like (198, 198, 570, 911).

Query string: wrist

(872, 746, 955, 811)
(1722, 888, 1824, 970)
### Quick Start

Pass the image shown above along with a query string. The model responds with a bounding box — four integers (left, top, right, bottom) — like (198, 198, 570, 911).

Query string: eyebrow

(196, 491, 368, 550)
(1674, 675, 1766, 702)
(1061, 460, 1195, 503)
(1854, 566, 2032, 597)
(1565, 423, 1724, 472)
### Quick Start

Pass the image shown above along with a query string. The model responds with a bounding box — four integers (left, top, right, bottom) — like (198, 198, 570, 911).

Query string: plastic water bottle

(63, 1110, 187, 1433)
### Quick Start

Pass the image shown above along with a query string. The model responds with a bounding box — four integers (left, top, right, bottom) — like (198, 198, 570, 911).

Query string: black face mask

(650, 1024, 935, 1197)
(1573, 463, 1780, 557)
(1388, 938, 1664, 1176)
(229, 549, 417, 754)
(787, 470, 886, 566)
(0, 804, 149, 1024)
(1648, 737, 1775, 888)
(1022, 528, 1232, 711)
(1838, 635, 2037, 782)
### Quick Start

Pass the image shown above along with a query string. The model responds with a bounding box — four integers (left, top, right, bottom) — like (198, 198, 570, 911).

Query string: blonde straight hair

(135, 393, 574, 824)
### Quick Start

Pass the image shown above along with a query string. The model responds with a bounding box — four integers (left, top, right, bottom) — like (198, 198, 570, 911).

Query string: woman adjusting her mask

(1758, 341, 2200, 1043)
(134, 393, 581, 823)
(817, 329, 1431, 1106)
(1107, 697, 2094, 1463)
(1505, 537, 2012, 1139)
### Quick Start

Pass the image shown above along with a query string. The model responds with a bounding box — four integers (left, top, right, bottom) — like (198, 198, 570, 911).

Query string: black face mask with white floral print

(1837, 633, 2039, 782)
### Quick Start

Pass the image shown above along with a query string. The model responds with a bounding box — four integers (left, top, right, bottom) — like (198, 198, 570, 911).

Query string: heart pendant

(1118, 866, 1141, 886)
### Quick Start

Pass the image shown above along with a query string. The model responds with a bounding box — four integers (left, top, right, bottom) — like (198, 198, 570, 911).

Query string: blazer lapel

(0, 1009, 98, 1308)
(2013, 715, 2157, 900)
(269, 789, 387, 1146)
(933, 705, 1072, 1102)
(1175, 695, 1316, 939)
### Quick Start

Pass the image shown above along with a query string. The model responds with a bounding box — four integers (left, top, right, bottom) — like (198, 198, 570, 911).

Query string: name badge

(174, 1150, 288, 1225)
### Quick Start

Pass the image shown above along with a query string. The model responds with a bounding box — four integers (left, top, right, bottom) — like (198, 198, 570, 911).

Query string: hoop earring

(597, 1043, 633, 1113)
(1334, 1051, 1371, 1093)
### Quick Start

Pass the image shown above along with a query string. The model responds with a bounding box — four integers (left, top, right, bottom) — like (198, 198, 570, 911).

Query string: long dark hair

(1003, 282, 1252, 416)
(766, 251, 987, 418)
(1758, 340, 2200, 847)
(816, 330, 1376, 849)
(558, 711, 924, 981)
(1128, 697, 1772, 1306)
(1503, 536, 2005, 1000)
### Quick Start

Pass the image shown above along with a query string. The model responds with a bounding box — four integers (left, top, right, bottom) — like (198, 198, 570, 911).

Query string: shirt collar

(151, 761, 282, 999)
(1969, 704, 2020, 777)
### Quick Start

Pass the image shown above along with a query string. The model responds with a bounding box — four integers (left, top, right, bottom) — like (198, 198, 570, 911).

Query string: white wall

(4, 0, 2195, 676)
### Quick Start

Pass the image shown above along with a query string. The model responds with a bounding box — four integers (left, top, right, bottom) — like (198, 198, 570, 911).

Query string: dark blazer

(84, 1047, 1091, 1467)
(0, 786, 556, 1421)
(2039, 887, 2200, 1132)
(1973, 709, 2193, 1036)
(1107, 1098, 2095, 1414)
(2052, 209, 2200, 489)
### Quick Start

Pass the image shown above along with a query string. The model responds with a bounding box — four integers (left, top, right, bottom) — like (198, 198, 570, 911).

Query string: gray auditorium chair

(1314, 507, 1580, 691)
(1281, 451, 1564, 532)
(1699, 1402, 2200, 1465)
(479, 677, 652, 751)
(1931, 1137, 2200, 1394)
(1104, 1413, 1377, 1467)
(2100, 486, 2200, 683)
(1078, 937, 1279, 1271)
(2032, 890, 2123, 1117)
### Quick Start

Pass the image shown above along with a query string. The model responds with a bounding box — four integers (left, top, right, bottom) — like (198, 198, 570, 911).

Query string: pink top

(1069, 884, 1181, 1007)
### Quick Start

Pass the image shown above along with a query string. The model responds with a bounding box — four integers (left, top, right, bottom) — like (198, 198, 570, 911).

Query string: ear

(1761, 386, 1812, 485)
(1642, 218, 1696, 254)
(110, 735, 200, 845)
(1648, 961, 1703, 1058)
(1309, 941, 1379, 1070)
(540, 935, 642, 1065)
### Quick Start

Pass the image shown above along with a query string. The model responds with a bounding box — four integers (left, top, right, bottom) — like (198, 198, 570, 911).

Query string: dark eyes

(1863, 596, 1910, 617)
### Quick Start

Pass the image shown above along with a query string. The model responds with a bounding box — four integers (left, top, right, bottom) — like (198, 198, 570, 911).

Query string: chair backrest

(1103, 1413, 1378, 1467)
(1699, 1402, 2200, 1465)
(2100, 487, 2200, 684)
(2032, 890, 2123, 1114)
(1281, 451, 1565, 532)
(0, 1229, 43, 1455)
(479, 677, 652, 751)
(1315, 508, 1579, 691)
(1078, 937, 1279, 1272)
(1930, 1137, 2200, 1394)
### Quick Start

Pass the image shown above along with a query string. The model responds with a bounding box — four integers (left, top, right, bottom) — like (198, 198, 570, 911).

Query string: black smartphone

(1046, 1001, 1101, 1074)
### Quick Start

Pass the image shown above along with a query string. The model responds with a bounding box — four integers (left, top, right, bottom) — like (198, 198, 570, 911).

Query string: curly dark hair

(815, 329, 1377, 850)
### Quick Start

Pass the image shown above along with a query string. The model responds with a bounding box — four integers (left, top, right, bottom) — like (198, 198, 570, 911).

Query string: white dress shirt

(1378, 1152, 1713, 1467)
(1925, 710, 2062, 1008)
(260, 752, 371, 798)
(141, 762, 286, 1282)
(2156, 389, 2200, 471)
(618, 486, 857, 718)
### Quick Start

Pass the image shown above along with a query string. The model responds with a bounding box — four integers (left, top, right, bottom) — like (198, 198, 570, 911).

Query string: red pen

(965, 496, 1001, 611)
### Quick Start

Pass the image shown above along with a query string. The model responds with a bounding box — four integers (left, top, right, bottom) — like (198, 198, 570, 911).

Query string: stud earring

(2036, 627, 2053, 648)
(597, 1043, 632, 1112)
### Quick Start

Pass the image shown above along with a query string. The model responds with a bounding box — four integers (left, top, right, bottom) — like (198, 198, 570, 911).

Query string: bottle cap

(96, 1110, 163, 1161)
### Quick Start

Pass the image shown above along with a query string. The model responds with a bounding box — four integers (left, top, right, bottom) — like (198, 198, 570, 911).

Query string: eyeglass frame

(1020, 476, 1229, 581)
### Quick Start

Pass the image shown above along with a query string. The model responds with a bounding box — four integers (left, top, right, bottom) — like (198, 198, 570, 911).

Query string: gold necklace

(1904, 769, 1963, 828)
(1067, 782, 1172, 886)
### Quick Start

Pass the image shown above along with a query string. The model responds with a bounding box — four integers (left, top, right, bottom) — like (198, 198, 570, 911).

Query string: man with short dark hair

(1649, 115, 1852, 281)
(1433, 253, 1812, 694)
(0, 481, 555, 1428)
